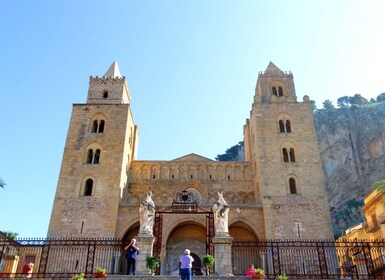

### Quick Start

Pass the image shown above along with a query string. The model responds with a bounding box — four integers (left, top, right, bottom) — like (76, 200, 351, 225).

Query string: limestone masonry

(48, 61, 333, 275)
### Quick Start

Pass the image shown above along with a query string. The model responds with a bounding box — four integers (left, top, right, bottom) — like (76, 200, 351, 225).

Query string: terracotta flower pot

(252, 274, 265, 279)
(94, 273, 107, 278)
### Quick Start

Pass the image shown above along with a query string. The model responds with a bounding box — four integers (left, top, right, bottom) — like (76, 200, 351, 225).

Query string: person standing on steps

(179, 249, 194, 280)
(124, 238, 140, 275)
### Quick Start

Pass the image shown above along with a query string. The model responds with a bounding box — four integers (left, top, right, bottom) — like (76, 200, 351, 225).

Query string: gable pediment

(171, 153, 214, 162)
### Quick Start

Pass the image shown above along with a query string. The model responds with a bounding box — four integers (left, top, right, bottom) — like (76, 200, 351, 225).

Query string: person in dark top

(124, 238, 140, 275)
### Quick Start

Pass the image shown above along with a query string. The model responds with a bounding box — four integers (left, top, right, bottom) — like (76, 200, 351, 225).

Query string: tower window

(209, 174, 212, 179)
(279, 120, 285, 133)
(103, 91, 108, 98)
(99, 120, 105, 133)
(228, 175, 231, 180)
(289, 148, 296, 162)
(87, 149, 94, 164)
(272, 87, 278, 96)
(278, 87, 283, 96)
(286, 120, 291, 133)
(94, 149, 100, 164)
(91, 119, 105, 133)
(153, 174, 156, 179)
(172, 174, 175, 179)
(289, 178, 297, 194)
(283, 148, 289, 162)
(190, 175, 193, 179)
(84, 179, 93, 196)
(86, 149, 101, 164)
(92, 120, 98, 133)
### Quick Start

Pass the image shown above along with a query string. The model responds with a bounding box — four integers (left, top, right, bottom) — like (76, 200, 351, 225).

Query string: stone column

(212, 235, 233, 276)
(135, 233, 155, 275)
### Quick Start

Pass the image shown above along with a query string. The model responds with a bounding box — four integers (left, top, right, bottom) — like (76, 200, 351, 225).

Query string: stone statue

(139, 191, 156, 235)
(212, 191, 230, 235)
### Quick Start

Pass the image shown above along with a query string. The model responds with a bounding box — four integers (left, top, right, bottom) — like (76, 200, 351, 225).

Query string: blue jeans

(126, 257, 136, 275)
(180, 268, 192, 280)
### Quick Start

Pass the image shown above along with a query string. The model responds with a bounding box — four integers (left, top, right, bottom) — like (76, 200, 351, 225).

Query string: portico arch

(229, 221, 258, 240)
(164, 222, 206, 275)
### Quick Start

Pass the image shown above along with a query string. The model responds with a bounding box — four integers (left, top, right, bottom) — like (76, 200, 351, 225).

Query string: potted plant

(202, 254, 215, 276)
(277, 274, 289, 280)
(72, 272, 85, 280)
(94, 267, 107, 278)
(253, 268, 265, 279)
(145, 255, 160, 275)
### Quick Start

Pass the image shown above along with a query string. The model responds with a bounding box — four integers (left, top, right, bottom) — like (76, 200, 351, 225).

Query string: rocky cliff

(314, 103, 385, 238)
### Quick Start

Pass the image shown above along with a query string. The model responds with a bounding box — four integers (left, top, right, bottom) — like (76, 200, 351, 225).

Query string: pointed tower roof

(264, 61, 284, 75)
(104, 61, 121, 78)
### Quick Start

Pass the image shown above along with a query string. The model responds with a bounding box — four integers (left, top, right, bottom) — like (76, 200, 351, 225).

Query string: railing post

(362, 241, 374, 277)
(85, 240, 96, 277)
(317, 241, 328, 279)
(37, 240, 50, 278)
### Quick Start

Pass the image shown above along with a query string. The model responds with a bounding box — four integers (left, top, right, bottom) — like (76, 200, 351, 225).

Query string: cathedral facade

(48, 61, 333, 275)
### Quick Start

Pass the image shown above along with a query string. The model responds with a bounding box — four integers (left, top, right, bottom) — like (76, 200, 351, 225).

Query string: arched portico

(152, 202, 214, 275)
(164, 222, 206, 275)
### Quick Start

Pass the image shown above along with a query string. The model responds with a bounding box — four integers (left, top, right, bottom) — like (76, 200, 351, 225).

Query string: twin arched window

(272, 86, 284, 97)
(283, 148, 296, 162)
(91, 120, 105, 133)
(87, 149, 101, 164)
(279, 120, 291, 133)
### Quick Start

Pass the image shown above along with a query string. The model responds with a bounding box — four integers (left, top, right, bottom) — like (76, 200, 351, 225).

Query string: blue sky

(1, 1, 384, 238)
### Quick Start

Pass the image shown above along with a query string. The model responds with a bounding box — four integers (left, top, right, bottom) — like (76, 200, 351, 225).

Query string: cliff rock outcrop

(314, 103, 385, 237)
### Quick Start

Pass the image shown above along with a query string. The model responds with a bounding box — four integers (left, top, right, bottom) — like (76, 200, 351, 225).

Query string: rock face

(314, 103, 385, 237)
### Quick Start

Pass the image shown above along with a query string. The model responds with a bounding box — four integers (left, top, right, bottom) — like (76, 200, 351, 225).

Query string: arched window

(98, 120, 105, 133)
(92, 120, 98, 133)
(87, 149, 94, 164)
(91, 119, 105, 133)
(289, 178, 297, 194)
(289, 148, 296, 162)
(278, 87, 283, 96)
(84, 179, 93, 196)
(286, 120, 291, 133)
(272, 87, 278, 96)
(94, 149, 101, 164)
(283, 148, 289, 162)
(103, 91, 108, 98)
(279, 120, 285, 133)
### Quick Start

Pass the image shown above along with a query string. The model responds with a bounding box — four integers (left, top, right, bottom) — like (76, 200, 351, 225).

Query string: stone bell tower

(48, 61, 138, 238)
(244, 62, 333, 239)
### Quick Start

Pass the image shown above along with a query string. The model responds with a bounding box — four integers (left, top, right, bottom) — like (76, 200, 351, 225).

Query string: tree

(376, 92, 385, 102)
(337, 96, 350, 108)
(216, 141, 243, 161)
(3, 231, 18, 239)
(0, 179, 5, 189)
(349, 93, 368, 106)
(322, 100, 334, 110)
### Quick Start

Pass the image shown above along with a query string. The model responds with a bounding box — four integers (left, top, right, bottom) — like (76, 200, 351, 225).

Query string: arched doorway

(229, 221, 259, 275)
(165, 222, 206, 275)
(121, 222, 140, 274)
(229, 221, 258, 240)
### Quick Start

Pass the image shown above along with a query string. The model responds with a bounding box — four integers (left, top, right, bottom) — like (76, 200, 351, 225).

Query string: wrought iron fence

(232, 239, 385, 279)
(1, 237, 385, 279)
(0, 238, 124, 278)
